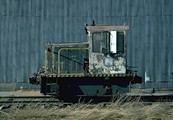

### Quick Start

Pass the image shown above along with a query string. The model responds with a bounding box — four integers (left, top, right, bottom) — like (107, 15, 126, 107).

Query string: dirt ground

(0, 90, 44, 97)
(12, 90, 43, 96)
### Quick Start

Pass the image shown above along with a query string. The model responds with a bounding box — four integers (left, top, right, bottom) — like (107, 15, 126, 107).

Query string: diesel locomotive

(30, 24, 142, 102)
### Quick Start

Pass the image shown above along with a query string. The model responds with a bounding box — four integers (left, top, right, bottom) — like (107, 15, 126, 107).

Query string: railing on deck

(58, 47, 89, 75)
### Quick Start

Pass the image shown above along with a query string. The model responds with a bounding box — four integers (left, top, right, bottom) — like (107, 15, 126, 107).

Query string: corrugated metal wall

(0, 0, 173, 88)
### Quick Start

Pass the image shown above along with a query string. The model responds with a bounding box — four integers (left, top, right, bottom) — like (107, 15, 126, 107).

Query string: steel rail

(1, 94, 173, 110)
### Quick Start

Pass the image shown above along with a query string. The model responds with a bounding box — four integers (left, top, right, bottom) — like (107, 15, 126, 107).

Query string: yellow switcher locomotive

(30, 24, 142, 102)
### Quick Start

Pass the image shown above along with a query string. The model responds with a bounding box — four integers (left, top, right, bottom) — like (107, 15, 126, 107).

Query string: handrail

(58, 47, 89, 75)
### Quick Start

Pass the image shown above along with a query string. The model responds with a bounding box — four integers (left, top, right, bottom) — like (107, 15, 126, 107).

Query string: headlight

(103, 56, 113, 68)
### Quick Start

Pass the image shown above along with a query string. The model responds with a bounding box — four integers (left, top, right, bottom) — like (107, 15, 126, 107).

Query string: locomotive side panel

(44, 43, 89, 75)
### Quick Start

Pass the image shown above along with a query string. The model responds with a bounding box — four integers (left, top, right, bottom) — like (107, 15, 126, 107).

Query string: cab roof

(85, 25, 129, 32)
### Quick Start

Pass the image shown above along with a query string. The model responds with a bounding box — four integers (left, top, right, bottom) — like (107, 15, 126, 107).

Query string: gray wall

(0, 0, 173, 88)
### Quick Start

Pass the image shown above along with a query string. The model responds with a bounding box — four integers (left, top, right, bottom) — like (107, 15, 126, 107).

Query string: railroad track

(0, 96, 72, 110)
(1, 94, 173, 110)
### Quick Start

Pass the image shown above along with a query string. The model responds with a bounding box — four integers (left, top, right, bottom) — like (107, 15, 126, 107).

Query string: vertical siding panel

(0, 17, 5, 82)
(97, 0, 102, 17)
(0, 0, 173, 89)
(83, 1, 88, 17)
(121, 0, 127, 16)
(86, 0, 94, 22)
(127, 0, 142, 16)
(104, 0, 111, 17)
(133, 17, 145, 77)
(167, 16, 173, 83)
(9, 16, 15, 82)
(0, 18, 2, 81)
(144, 0, 162, 16)
(1, 0, 6, 16)
(0, 0, 2, 15)
(151, 17, 158, 82)
(157, 17, 163, 82)
(30, 17, 36, 79)
(162, 0, 173, 16)
(92, 0, 98, 17)
(170, 17, 173, 82)
(166, 18, 171, 83)
(4, 17, 9, 82)
(111, 0, 121, 17)
(162, 16, 169, 81)
(1, 17, 4, 82)
(144, 16, 151, 83)
(16, 17, 21, 82)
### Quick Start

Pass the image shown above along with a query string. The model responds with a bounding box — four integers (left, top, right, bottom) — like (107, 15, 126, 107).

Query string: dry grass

(0, 97, 173, 120)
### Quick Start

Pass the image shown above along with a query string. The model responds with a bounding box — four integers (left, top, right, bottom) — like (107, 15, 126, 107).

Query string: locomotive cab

(85, 26, 129, 75)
